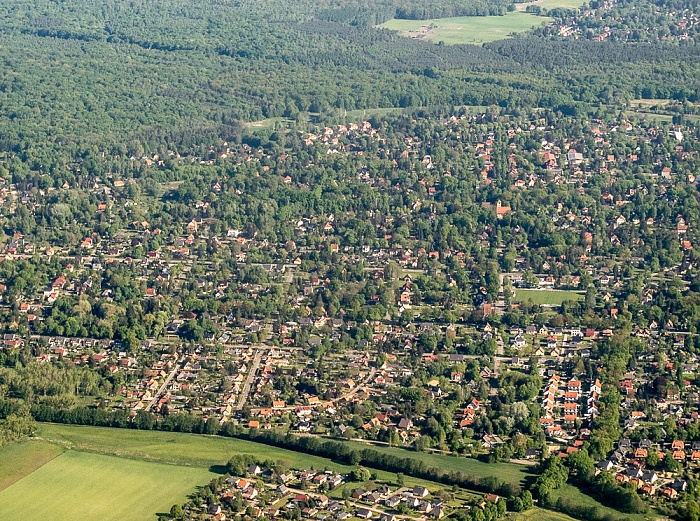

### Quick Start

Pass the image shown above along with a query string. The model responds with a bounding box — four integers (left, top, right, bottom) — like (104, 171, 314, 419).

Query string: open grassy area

(36, 423, 448, 492)
(0, 440, 65, 492)
(38, 423, 362, 471)
(514, 289, 584, 306)
(336, 440, 535, 487)
(5, 425, 641, 521)
(549, 484, 655, 521)
(378, 13, 552, 45)
(631, 98, 673, 109)
(38, 424, 532, 487)
(0, 449, 214, 521)
(512, 507, 579, 521)
(516, 0, 585, 11)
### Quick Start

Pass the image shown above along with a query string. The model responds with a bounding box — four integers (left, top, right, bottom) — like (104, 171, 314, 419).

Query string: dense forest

(0, 0, 696, 165)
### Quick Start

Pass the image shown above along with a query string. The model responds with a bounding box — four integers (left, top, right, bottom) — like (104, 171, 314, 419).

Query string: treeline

(310, 0, 515, 26)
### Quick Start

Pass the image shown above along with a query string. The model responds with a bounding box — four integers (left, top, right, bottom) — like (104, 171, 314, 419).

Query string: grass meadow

(379, 13, 552, 45)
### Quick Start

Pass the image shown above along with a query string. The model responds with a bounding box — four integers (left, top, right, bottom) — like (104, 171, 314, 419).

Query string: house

(511, 334, 526, 349)
(672, 440, 685, 451)
(661, 487, 678, 500)
(413, 486, 429, 498)
(385, 496, 402, 508)
(356, 508, 372, 519)
(398, 418, 413, 430)
(597, 459, 613, 471)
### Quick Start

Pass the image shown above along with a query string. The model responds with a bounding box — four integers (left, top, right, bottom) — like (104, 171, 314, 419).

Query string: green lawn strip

(38, 424, 532, 488)
(330, 439, 534, 487)
(0, 449, 213, 521)
(514, 289, 584, 306)
(0, 440, 65, 492)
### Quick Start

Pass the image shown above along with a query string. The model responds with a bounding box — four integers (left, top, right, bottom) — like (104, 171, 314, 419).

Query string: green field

(38, 423, 364, 471)
(516, 0, 585, 10)
(514, 289, 584, 306)
(335, 439, 534, 487)
(0, 440, 65, 492)
(549, 484, 654, 521)
(0, 425, 641, 521)
(378, 13, 553, 45)
(37, 423, 532, 486)
(27, 424, 452, 514)
(0, 449, 214, 521)
(513, 507, 579, 521)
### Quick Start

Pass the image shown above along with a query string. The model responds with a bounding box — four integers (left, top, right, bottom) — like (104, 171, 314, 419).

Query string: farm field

(514, 289, 584, 306)
(0, 448, 214, 521)
(36, 423, 446, 488)
(378, 13, 553, 45)
(0, 440, 65, 492)
(38, 423, 364, 471)
(2, 427, 634, 521)
(37, 423, 532, 487)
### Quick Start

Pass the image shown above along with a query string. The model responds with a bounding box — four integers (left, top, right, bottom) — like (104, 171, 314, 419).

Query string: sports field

(514, 289, 584, 306)
(379, 13, 552, 45)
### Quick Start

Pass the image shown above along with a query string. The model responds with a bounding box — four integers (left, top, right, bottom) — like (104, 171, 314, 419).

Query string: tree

(415, 435, 432, 452)
(134, 410, 154, 430)
(351, 466, 371, 482)
(169, 504, 184, 519)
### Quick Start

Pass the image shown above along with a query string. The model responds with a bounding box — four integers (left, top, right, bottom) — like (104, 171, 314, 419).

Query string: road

(145, 354, 181, 411)
(237, 350, 263, 410)
(494, 331, 504, 375)
(491, 272, 507, 385)
(284, 266, 294, 284)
